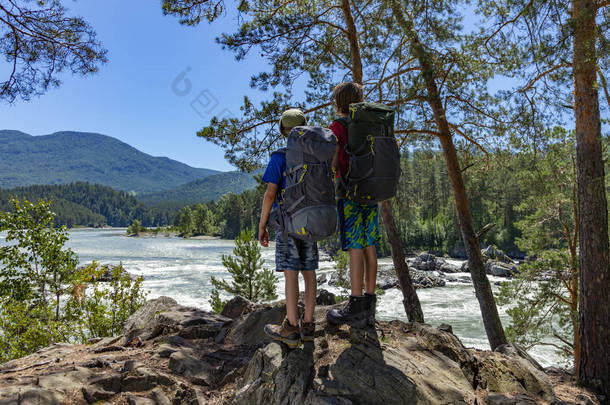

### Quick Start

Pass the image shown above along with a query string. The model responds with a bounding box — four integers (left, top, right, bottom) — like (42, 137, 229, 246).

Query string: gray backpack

(268, 126, 337, 242)
(338, 102, 400, 204)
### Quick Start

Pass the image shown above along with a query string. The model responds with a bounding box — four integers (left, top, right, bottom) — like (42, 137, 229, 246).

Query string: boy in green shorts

(326, 82, 379, 328)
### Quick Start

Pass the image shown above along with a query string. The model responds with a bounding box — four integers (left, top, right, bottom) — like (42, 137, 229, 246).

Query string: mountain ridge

(0, 129, 221, 194)
(139, 170, 261, 207)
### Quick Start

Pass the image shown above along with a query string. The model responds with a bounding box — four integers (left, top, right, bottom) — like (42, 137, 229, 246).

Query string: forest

(0, 183, 175, 227)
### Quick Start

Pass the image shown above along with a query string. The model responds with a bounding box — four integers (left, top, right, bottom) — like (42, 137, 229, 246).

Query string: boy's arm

(258, 182, 278, 247)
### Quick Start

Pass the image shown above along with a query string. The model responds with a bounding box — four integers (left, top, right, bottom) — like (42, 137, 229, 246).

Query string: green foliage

(178, 206, 195, 236)
(495, 132, 580, 363)
(333, 250, 350, 292)
(175, 187, 264, 239)
(497, 250, 576, 362)
(210, 230, 278, 306)
(0, 182, 176, 228)
(65, 263, 147, 341)
(209, 289, 227, 314)
(127, 220, 145, 235)
(0, 4, 107, 103)
(139, 171, 260, 207)
(0, 199, 146, 363)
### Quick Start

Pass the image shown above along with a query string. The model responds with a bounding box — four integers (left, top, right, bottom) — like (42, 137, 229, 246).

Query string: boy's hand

(258, 226, 269, 247)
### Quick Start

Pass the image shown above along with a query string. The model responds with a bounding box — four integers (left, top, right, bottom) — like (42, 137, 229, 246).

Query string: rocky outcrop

(232, 321, 557, 405)
(376, 265, 446, 290)
(0, 296, 599, 405)
(459, 246, 521, 278)
(409, 253, 462, 273)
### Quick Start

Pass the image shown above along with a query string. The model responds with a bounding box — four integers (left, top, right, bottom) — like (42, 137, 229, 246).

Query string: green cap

(279, 109, 307, 136)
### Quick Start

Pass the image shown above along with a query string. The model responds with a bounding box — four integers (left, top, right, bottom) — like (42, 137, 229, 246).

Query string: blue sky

(0, 0, 268, 171)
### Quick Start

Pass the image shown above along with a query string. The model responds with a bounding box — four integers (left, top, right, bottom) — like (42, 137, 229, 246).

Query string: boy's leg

(264, 234, 301, 348)
(363, 245, 378, 294)
(349, 248, 365, 296)
(301, 270, 317, 323)
(299, 240, 318, 341)
(326, 200, 369, 328)
(362, 204, 380, 325)
(285, 270, 299, 327)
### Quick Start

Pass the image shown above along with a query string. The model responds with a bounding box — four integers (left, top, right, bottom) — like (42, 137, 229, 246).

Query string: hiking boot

(364, 292, 377, 326)
(264, 318, 300, 348)
(326, 295, 368, 328)
(300, 318, 315, 342)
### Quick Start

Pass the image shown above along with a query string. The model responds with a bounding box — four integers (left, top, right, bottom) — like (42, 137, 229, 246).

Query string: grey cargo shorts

(275, 233, 318, 272)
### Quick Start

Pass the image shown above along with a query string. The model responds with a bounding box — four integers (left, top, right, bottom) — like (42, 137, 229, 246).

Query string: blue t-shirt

(262, 152, 286, 207)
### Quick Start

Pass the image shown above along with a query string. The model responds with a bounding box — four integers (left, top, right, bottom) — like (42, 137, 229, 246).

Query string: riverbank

(0, 295, 599, 405)
(2, 228, 564, 367)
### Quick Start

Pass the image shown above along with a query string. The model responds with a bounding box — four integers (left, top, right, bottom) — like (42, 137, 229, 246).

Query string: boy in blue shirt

(259, 109, 318, 348)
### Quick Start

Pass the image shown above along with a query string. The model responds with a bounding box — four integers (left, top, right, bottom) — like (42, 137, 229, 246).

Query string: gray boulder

(374, 266, 445, 290)
(438, 261, 461, 273)
(411, 253, 438, 271)
(486, 261, 519, 278)
(316, 289, 336, 306)
(482, 245, 513, 264)
(221, 296, 254, 319)
(122, 296, 232, 342)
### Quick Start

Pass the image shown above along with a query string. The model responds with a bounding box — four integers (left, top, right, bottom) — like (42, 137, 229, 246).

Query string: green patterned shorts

(338, 199, 379, 251)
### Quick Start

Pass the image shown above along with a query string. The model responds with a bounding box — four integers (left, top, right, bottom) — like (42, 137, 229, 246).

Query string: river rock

(409, 268, 446, 288)
(481, 245, 515, 264)
(462, 257, 520, 278)
(220, 295, 254, 319)
(438, 261, 461, 273)
(409, 253, 462, 274)
(366, 265, 446, 290)
(411, 252, 438, 271)
(485, 261, 519, 277)
(316, 289, 336, 306)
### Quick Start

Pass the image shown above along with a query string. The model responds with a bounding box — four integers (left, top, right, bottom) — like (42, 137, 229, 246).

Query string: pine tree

(497, 129, 580, 364)
(478, 0, 609, 388)
(210, 229, 277, 308)
(0, 1, 107, 103)
(389, 0, 508, 349)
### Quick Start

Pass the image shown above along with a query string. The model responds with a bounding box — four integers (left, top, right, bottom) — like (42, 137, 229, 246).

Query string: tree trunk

(380, 201, 425, 322)
(340, 0, 363, 85)
(391, 1, 507, 350)
(573, 0, 610, 395)
(340, 0, 423, 322)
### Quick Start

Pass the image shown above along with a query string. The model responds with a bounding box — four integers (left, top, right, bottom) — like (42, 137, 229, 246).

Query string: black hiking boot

(326, 295, 368, 328)
(364, 292, 376, 326)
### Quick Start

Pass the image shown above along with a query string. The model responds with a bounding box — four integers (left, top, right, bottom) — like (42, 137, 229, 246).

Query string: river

(3, 228, 564, 367)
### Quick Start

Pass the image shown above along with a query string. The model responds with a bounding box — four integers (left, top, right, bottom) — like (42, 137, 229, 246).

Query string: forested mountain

(0, 182, 175, 227)
(139, 170, 260, 207)
(0, 130, 219, 194)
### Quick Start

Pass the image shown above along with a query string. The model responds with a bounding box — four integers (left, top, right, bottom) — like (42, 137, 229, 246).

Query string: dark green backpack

(339, 102, 400, 204)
